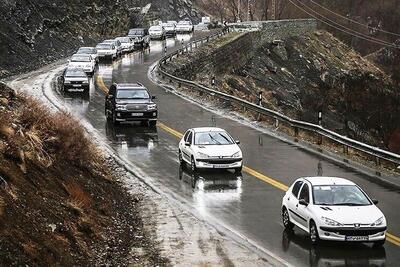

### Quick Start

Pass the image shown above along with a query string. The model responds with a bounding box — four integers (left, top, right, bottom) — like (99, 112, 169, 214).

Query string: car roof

(301, 177, 356, 186)
(115, 83, 146, 90)
(192, 127, 226, 133)
(78, 47, 94, 49)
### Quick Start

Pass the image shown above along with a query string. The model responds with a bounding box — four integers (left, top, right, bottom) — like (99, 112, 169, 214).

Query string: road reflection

(105, 121, 158, 153)
(178, 166, 242, 194)
(282, 229, 386, 267)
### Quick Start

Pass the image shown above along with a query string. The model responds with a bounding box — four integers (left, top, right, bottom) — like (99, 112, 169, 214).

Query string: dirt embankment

(163, 30, 400, 153)
(0, 83, 168, 266)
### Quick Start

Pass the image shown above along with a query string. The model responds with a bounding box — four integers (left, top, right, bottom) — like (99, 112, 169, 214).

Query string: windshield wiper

(333, 203, 365, 206)
(208, 134, 221, 145)
(218, 133, 232, 144)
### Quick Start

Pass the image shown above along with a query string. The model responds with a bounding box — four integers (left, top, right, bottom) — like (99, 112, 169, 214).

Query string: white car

(178, 127, 243, 172)
(281, 177, 386, 246)
(115, 37, 134, 53)
(96, 43, 117, 60)
(76, 47, 98, 63)
(161, 22, 176, 36)
(103, 39, 123, 57)
(176, 20, 194, 33)
(68, 54, 95, 76)
(149, 25, 166, 40)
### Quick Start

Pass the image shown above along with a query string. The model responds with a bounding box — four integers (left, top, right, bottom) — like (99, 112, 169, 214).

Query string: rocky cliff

(164, 28, 400, 153)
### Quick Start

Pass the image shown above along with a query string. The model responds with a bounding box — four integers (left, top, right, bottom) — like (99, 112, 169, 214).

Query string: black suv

(105, 83, 157, 126)
(127, 28, 150, 48)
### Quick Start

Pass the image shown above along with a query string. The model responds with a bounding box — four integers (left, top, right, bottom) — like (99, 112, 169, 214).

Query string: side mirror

(372, 199, 379, 205)
(152, 95, 157, 100)
(235, 140, 240, 145)
(185, 142, 191, 147)
(299, 199, 308, 206)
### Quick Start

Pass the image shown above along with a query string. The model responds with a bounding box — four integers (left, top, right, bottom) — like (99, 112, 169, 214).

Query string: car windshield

(178, 21, 191, 25)
(313, 185, 371, 206)
(65, 69, 86, 77)
(194, 131, 234, 145)
(129, 29, 144, 36)
(116, 37, 130, 43)
(71, 55, 91, 62)
(78, 48, 95, 54)
(96, 44, 112, 49)
(150, 26, 162, 31)
(116, 89, 150, 99)
(162, 23, 173, 27)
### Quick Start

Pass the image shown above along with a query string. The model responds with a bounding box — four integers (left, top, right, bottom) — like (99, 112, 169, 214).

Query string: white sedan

(282, 177, 386, 246)
(178, 127, 243, 172)
(68, 54, 95, 76)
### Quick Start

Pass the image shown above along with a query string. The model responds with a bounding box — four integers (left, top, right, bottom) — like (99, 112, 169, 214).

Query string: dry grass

(64, 181, 92, 215)
(0, 196, 5, 216)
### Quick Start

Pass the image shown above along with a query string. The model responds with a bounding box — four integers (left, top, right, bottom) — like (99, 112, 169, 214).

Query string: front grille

(198, 158, 242, 164)
(71, 81, 82, 84)
(320, 226, 386, 236)
(127, 104, 147, 111)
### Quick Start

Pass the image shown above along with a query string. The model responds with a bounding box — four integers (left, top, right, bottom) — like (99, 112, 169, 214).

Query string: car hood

(194, 144, 241, 157)
(115, 99, 152, 105)
(315, 205, 384, 225)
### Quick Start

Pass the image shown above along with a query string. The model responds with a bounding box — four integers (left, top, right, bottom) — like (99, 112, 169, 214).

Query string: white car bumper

(318, 226, 386, 242)
(196, 159, 242, 169)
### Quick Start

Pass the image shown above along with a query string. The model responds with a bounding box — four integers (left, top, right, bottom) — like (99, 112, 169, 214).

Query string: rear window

(116, 37, 130, 43)
(78, 48, 95, 54)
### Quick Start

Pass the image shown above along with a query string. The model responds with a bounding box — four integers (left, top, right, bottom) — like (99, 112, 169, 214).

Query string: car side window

(291, 181, 303, 198)
(299, 183, 310, 203)
(183, 131, 190, 142)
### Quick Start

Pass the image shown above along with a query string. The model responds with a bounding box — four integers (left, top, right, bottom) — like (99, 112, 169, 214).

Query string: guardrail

(157, 29, 400, 170)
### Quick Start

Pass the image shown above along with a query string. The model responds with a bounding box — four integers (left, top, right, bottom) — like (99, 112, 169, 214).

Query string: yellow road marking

(96, 68, 400, 248)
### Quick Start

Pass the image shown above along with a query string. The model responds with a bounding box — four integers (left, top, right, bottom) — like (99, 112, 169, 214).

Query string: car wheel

(310, 221, 320, 245)
(191, 157, 197, 172)
(373, 238, 386, 247)
(282, 207, 294, 230)
(149, 120, 157, 127)
(234, 166, 242, 174)
(178, 150, 184, 165)
(112, 112, 119, 125)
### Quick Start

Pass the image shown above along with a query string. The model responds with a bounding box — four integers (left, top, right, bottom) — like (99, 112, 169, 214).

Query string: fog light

(153, 112, 156, 116)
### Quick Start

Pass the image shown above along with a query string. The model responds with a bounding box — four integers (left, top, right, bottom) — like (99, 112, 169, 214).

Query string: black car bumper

(115, 110, 158, 122)
(64, 84, 89, 90)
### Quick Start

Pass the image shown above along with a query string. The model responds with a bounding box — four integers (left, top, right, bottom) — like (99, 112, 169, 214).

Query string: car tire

(309, 221, 320, 245)
(178, 150, 184, 165)
(234, 166, 242, 174)
(191, 157, 197, 172)
(282, 207, 294, 230)
(112, 112, 119, 125)
(373, 238, 386, 247)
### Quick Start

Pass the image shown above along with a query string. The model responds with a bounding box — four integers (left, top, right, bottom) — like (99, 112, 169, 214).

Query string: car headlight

(82, 80, 89, 84)
(147, 104, 157, 110)
(371, 217, 384, 227)
(116, 104, 127, 111)
(232, 151, 241, 158)
(197, 152, 209, 159)
(321, 217, 343, 227)
(64, 80, 71, 84)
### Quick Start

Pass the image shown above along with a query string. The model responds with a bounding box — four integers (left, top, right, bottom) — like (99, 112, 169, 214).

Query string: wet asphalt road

(55, 34, 399, 266)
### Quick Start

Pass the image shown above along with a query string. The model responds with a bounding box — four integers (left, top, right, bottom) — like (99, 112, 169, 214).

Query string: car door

(181, 130, 193, 162)
(296, 182, 312, 230)
(286, 180, 303, 227)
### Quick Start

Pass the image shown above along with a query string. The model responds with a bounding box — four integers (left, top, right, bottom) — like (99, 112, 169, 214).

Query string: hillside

(0, 83, 167, 265)
(164, 30, 400, 153)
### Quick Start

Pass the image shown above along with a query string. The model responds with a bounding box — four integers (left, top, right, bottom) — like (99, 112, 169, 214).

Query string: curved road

(54, 34, 399, 266)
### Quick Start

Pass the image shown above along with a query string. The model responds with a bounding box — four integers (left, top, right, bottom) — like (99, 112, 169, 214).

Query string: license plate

(131, 113, 144, 116)
(345, 236, 369, 241)
(72, 84, 82, 87)
(213, 164, 229, 168)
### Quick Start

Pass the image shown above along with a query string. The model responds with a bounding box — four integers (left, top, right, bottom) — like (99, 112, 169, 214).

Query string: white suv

(178, 127, 243, 173)
(281, 177, 386, 246)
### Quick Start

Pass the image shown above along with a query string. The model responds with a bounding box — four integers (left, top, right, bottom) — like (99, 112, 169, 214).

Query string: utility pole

(271, 0, 276, 20)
